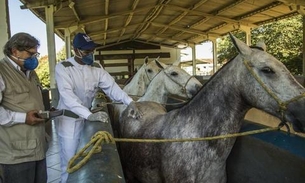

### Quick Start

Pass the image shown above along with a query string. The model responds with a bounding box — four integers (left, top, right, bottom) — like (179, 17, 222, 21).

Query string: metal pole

(45, 5, 58, 107)
(303, 15, 305, 76)
(0, 0, 10, 58)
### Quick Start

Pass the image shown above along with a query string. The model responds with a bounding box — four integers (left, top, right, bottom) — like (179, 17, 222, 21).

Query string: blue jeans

(0, 158, 47, 183)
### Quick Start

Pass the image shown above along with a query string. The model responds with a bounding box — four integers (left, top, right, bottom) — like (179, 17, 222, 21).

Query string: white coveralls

(55, 57, 132, 183)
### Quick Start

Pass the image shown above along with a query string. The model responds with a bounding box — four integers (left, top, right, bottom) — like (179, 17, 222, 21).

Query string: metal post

(211, 38, 218, 74)
(303, 15, 305, 76)
(0, 0, 10, 58)
(45, 5, 58, 107)
(191, 44, 196, 75)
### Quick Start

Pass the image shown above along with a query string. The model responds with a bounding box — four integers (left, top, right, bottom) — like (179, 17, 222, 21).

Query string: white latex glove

(87, 111, 109, 123)
(127, 101, 143, 119)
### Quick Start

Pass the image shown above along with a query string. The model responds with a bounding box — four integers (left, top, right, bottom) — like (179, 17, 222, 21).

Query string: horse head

(154, 59, 202, 99)
(123, 56, 163, 96)
(142, 56, 163, 82)
(229, 33, 305, 133)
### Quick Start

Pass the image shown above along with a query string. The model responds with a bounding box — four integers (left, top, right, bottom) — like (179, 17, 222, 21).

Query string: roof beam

(95, 34, 134, 45)
(118, 0, 140, 42)
(150, 22, 220, 37)
(19, 1, 53, 9)
(54, 6, 154, 29)
(142, 33, 196, 45)
(163, 4, 256, 27)
(134, 39, 175, 48)
(148, 0, 208, 42)
(103, 0, 110, 45)
(133, 0, 169, 39)
(68, 0, 80, 21)
(278, 0, 305, 6)
(235, 1, 282, 20)
(89, 22, 143, 38)
(170, 0, 246, 39)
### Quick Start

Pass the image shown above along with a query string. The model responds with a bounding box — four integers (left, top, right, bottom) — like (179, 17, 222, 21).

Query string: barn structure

(1, 1, 305, 183)
(1, 0, 305, 105)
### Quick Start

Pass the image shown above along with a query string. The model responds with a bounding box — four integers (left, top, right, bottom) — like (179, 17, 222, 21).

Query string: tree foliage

(217, 15, 303, 75)
(36, 46, 66, 88)
(36, 55, 50, 88)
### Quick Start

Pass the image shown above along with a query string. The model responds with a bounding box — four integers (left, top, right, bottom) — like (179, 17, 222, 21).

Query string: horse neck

(123, 67, 148, 96)
(138, 72, 167, 103)
(179, 60, 251, 134)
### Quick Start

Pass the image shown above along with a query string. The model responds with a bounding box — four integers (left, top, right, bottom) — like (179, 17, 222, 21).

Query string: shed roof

(19, 0, 305, 49)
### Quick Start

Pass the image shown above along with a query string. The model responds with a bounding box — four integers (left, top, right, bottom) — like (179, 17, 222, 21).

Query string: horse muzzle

(285, 99, 305, 133)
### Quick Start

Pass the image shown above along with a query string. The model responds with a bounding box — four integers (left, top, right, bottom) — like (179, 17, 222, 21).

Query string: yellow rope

(66, 126, 280, 173)
(96, 92, 106, 99)
(66, 131, 115, 173)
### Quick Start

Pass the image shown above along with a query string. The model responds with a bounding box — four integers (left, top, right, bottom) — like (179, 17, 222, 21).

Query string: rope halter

(243, 58, 305, 132)
(162, 65, 195, 99)
(144, 66, 161, 82)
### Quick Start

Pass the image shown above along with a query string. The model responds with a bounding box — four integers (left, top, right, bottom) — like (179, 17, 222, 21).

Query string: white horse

(137, 60, 202, 103)
(119, 33, 305, 183)
(91, 57, 163, 109)
(123, 56, 165, 98)
(111, 59, 202, 137)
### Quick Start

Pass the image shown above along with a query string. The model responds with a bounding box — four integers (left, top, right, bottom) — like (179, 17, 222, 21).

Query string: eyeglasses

(25, 50, 40, 58)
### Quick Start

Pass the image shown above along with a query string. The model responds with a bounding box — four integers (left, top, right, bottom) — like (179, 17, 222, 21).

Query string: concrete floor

(46, 120, 61, 183)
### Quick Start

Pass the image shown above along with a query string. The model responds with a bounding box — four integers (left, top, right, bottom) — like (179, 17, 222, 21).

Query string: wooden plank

(96, 41, 161, 50)
(95, 52, 170, 60)
(104, 63, 132, 67)
(109, 71, 130, 76)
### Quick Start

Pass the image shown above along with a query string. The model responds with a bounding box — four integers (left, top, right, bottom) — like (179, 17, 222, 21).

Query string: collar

(6, 56, 30, 76)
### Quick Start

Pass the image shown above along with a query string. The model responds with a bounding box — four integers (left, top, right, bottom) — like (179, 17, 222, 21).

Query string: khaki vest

(0, 58, 47, 164)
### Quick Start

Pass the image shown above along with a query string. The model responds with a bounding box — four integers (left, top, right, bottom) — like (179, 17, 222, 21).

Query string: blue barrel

(227, 121, 305, 183)
(67, 94, 125, 183)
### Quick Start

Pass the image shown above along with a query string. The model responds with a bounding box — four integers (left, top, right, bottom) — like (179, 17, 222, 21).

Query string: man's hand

(25, 110, 45, 125)
(127, 101, 143, 119)
(87, 111, 109, 123)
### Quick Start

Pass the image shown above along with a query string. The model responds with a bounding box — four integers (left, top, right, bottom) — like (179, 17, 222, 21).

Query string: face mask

(10, 55, 39, 70)
(23, 57, 39, 70)
(81, 53, 94, 65)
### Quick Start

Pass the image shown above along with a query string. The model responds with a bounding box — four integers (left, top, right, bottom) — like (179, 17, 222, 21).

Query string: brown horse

(119, 33, 305, 183)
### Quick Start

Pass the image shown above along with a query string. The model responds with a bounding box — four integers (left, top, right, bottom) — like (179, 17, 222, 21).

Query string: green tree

(56, 46, 66, 62)
(217, 32, 245, 63)
(217, 15, 303, 75)
(36, 46, 66, 88)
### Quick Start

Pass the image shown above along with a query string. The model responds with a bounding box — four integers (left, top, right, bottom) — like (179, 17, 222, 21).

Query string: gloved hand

(87, 111, 109, 123)
(127, 101, 143, 119)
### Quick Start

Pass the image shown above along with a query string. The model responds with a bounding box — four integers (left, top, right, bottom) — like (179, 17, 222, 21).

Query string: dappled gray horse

(119, 33, 305, 183)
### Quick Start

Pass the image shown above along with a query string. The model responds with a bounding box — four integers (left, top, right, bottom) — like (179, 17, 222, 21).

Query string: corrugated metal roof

(19, 0, 304, 49)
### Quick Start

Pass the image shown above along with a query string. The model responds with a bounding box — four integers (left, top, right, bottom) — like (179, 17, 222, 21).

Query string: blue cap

(73, 33, 98, 50)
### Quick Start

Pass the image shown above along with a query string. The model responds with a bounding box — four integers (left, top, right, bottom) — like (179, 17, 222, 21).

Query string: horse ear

(155, 59, 165, 69)
(144, 56, 149, 65)
(172, 58, 181, 66)
(256, 41, 267, 51)
(155, 56, 160, 61)
(229, 33, 252, 56)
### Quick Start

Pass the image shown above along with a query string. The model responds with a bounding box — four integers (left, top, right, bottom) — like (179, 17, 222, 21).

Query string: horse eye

(261, 67, 274, 74)
(147, 69, 152, 73)
(171, 72, 178, 76)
